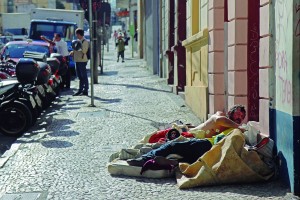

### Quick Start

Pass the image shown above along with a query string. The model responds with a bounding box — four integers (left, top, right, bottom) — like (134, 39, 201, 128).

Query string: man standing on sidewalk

(70, 28, 89, 96)
(40, 33, 70, 90)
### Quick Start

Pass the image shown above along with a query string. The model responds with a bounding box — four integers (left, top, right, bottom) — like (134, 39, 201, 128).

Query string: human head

(75, 28, 84, 40)
(118, 33, 123, 39)
(54, 33, 61, 41)
(227, 104, 246, 124)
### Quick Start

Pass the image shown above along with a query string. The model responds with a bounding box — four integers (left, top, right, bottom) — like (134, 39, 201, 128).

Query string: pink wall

(208, 0, 261, 125)
(259, 0, 272, 135)
(226, 0, 249, 122)
(208, 0, 225, 114)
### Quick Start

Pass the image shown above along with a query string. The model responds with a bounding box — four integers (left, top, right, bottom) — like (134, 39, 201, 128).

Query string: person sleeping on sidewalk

(127, 104, 247, 167)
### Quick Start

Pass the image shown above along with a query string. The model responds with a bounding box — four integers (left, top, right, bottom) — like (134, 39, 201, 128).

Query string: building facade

(183, 0, 209, 121)
(137, 0, 299, 195)
(137, 0, 160, 74)
(260, 0, 300, 195)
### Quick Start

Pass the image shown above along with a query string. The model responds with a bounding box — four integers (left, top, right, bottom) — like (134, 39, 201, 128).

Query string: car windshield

(4, 44, 49, 58)
(30, 22, 75, 41)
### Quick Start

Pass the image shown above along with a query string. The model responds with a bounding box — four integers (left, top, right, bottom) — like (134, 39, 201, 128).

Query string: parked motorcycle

(23, 52, 61, 109)
(0, 52, 65, 137)
(0, 58, 48, 137)
(0, 83, 40, 137)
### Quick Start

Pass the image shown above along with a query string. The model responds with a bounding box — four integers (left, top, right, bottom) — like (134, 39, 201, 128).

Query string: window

(30, 22, 75, 41)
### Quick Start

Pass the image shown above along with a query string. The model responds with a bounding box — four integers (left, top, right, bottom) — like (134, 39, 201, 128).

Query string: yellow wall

(183, 0, 209, 121)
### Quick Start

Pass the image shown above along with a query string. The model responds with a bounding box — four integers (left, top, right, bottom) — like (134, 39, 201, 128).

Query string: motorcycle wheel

(18, 98, 38, 126)
(0, 101, 33, 137)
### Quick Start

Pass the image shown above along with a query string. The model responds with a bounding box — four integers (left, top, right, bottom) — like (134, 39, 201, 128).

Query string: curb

(0, 143, 21, 168)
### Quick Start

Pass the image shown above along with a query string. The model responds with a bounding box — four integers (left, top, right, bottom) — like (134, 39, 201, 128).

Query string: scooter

(0, 58, 48, 137)
(0, 54, 63, 137)
(23, 52, 61, 109)
(0, 82, 40, 137)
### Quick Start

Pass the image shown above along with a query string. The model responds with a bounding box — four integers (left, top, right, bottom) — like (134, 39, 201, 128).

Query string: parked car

(0, 40, 53, 63)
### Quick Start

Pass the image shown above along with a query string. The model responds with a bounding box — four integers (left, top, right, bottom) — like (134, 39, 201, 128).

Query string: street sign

(129, 24, 135, 36)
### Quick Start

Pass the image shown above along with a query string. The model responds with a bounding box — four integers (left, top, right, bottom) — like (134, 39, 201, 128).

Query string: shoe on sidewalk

(80, 91, 88, 96)
(127, 157, 147, 167)
(72, 91, 82, 96)
(122, 60, 125, 63)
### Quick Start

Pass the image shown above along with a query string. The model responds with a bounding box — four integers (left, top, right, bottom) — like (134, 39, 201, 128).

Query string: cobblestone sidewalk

(0, 42, 298, 200)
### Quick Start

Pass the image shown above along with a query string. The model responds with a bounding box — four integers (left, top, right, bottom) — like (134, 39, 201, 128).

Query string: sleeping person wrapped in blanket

(108, 104, 275, 188)
(127, 104, 247, 167)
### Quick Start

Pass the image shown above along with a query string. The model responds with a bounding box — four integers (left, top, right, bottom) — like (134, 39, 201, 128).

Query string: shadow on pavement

(101, 82, 171, 93)
(101, 71, 119, 76)
(0, 97, 78, 154)
(185, 180, 291, 198)
(0, 136, 16, 154)
(60, 107, 82, 110)
(118, 175, 290, 198)
(16, 117, 77, 149)
(65, 101, 86, 106)
(48, 129, 79, 137)
(94, 96, 122, 104)
(41, 140, 73, 148)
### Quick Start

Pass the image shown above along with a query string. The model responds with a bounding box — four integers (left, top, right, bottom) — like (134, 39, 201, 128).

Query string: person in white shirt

(40, 33, 71, 90)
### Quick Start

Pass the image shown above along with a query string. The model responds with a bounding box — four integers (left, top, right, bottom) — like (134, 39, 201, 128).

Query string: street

(0, 41, 297, 200)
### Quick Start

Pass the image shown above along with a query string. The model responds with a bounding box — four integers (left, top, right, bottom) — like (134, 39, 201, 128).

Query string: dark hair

(75, 28, 84, 36)
(55, 33, 61, 38)
(227, 104, 246, 119)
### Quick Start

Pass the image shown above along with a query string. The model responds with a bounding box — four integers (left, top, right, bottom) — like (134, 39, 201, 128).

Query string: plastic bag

(243, 121, 260, 146)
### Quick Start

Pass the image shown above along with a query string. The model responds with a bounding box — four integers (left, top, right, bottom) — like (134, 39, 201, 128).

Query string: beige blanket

(176, 129, 274, 189)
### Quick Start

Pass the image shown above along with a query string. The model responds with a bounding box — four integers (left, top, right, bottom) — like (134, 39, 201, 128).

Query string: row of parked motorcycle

(0, 51, 68, 137)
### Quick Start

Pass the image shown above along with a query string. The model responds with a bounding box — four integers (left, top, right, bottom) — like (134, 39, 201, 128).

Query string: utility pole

(88, 0, 95, 107)
(101, 12, 106, 70)
(93, 10, 98, 83)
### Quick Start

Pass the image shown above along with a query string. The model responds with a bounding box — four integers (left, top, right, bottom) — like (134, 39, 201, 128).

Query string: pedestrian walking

(70, 28, 89, 96)
(113, 30, 118, 43)
(116, 34, 125, 63)
(40, 33, 70, 90)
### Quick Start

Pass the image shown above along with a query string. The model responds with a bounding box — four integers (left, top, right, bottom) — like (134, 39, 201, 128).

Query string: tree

(56, 0, 65, 9)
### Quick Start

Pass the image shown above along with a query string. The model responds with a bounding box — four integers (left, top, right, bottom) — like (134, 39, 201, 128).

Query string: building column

(208, 0, 225, 115)
(171, 0, 187, 93)
(227, 0, 249, 121)
(160, 0, 169, 79)
(166, 0, 175, 85)
(259, 0, 273, 136)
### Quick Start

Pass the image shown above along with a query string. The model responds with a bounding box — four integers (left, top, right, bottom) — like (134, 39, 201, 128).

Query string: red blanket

(148, 129, 194, 143)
